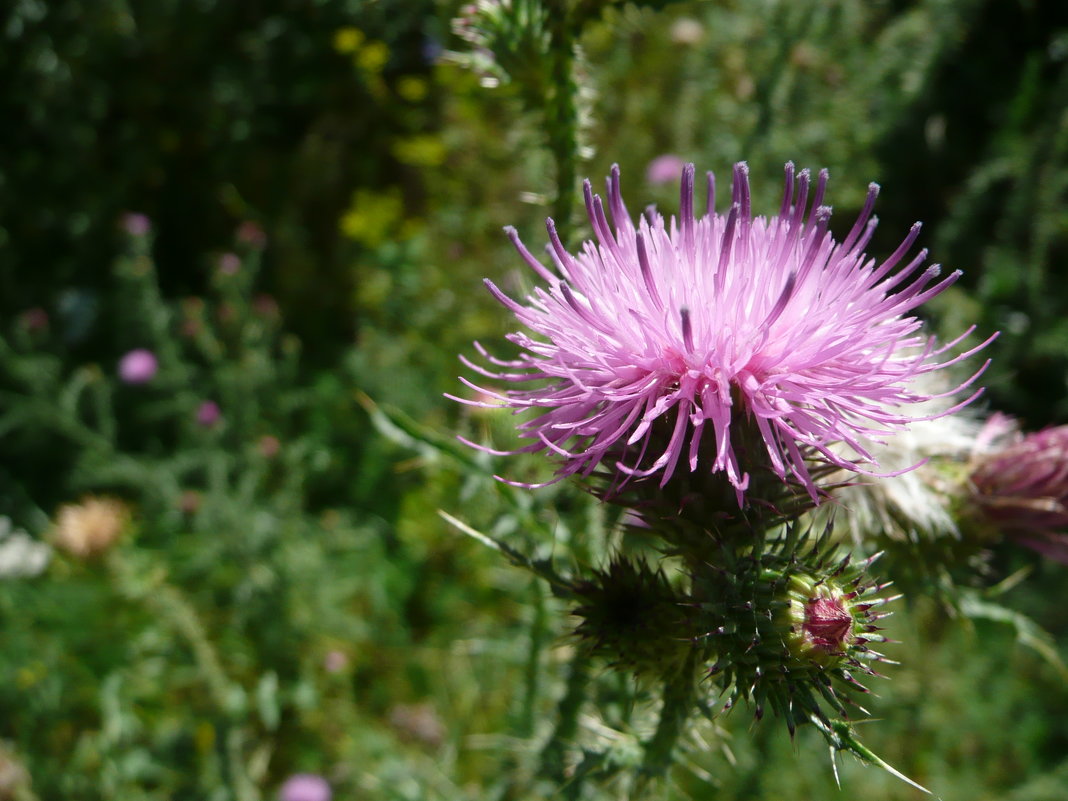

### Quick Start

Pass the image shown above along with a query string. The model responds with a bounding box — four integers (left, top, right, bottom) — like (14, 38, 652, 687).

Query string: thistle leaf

(812, 716, 936, 797)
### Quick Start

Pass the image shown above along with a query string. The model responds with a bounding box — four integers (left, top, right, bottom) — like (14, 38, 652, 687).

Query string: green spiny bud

(571, 557, 695, 680)
(691, 523, 898, 735)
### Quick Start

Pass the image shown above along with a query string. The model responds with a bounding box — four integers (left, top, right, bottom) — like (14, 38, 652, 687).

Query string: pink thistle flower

(196, 400, 221, 427)
(455, 163, 993, 501)
(971, 421, 1068, 562)
(118, 348, 158, 384)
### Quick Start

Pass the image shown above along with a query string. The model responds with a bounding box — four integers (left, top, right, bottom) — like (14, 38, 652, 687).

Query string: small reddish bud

(803, 596, 854, 652)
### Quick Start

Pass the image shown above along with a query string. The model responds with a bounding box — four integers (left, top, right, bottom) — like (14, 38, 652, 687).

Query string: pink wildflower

(456, 163, 992, 501)
(196, 400, 221, 427)
(278, 774, 331, 801)
(118, 349, 158, 384)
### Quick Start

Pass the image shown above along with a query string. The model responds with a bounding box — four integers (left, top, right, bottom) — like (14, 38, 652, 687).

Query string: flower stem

(641, 648, 699, 780)
(544, 0, 578, 240)
(539, 648, 592, 783)
(520, 578, 548, 737)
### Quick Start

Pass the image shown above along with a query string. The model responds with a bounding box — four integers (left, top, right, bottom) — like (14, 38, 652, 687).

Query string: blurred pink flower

(259, 435, 281, 459)
(196, 401, 221, 427)
(323, 650, 348, 673)
(456, 162, 992, 501)
(971, 420, 1068, 562)
(18, 307, 49, 333)
(118, 349, 158, 384)
(645, 154, 686, 185)
(121, 213, 152, 236)
(218, 252, 241, 275)
(253, 294, 280, 320)
(279, 774, 331, 801)
(237, 221, 267, 249)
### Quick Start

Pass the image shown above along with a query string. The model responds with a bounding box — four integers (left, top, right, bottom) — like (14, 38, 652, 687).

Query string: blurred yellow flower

(333, 27, 364, 54)
(52, 496, 130, 559)
(194, 721, 216, 754)
(396, 76, 429, 102)
(357, 41, 390, 74)
(391, 135, 446, 167)
(339, 188, 404, 247)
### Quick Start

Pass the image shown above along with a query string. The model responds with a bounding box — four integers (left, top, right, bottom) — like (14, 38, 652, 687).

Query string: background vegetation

(1, 0, 1067, 799)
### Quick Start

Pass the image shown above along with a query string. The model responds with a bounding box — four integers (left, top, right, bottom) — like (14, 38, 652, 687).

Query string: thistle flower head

(458, 163, 991, 503)
(970, 419, 1068, 562)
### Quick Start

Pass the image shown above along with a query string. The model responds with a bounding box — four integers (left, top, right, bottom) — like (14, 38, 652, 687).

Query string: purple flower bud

(279, 774, 331, 801)
(196, 400, 221, 427)
(971, 423, 1068, 562)
(118, 349, 158, 384)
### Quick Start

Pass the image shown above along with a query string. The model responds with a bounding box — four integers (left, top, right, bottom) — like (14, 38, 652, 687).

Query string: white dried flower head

(0, 740, 30, 800)
(821, 375, 989, 543)
(51, 497, 130, 559)
(0, 517, 51, 578)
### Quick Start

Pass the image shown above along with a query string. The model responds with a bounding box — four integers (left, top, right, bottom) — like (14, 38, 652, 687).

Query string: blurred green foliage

(0, 0, 437, 358)
(1, 0, 1067, 799)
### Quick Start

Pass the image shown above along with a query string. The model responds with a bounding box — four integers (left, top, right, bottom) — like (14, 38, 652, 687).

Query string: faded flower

(820, 380, 987, 543)
(51, 497, 130, 559)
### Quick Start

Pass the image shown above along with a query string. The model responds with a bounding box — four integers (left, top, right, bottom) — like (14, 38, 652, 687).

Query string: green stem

(640, 649, 699, 781)
(520, 578, 548, 737)
(544, 0, 578, 239)
(539, 649, 592, 784)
